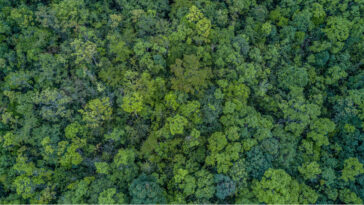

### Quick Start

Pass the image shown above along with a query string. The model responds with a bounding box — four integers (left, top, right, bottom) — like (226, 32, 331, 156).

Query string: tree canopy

(0, 0, 363, 203)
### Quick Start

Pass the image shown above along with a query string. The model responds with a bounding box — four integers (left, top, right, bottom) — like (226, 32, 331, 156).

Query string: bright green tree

(341, 157, 364, 182)
(79, 97, 112, 128)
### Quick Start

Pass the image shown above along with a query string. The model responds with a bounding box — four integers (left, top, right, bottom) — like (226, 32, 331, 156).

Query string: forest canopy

(0, 0, 363, 204)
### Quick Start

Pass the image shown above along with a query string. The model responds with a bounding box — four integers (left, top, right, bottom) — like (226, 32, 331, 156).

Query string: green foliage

(107, 36, 132, 63)
(214, 174, 236, 200)
(170, 55, 212, 95)
(58, 176, 94, 204)
(98, 188, 116, 204)
(253, 168, 298, 204)
(167, 114, 188, 136)
(71, 39, 97, 65)
(298, 161, 322, 180)
(339, 188, 363, 204)
(278, 66, 308, 90)
(98, 188, 125, 204)
(246, 146, 272, 179)
(207, 132, 227, 153)
(59, 142, 84, 168)
(341, 157, 364, 182)
(185, 6, 212, 42)
(324, 17, 351, 42)
(307, 118, 336, 147)
(129, 175, 166, 204)
(253, 169, 318, 204)
(113, 149, 135, 167)
(95, 162, 110, 175)
(121, 92, 144, 114)
(228, 158, 248, 188)
(0, 0, 362, 203)
(79, 97, 112, 128)
(173, 168, 196, 196)
(194, 169, 215, 201)
(64, 122, 84, 139)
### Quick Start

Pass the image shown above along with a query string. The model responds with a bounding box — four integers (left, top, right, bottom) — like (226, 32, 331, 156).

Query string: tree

(97, 188, 125, 204)
(179, 100, 201, 124)
(167, 114, 188, 136)
(298, 161, 322, 180)
(173, 168, 196, 197)
(228, 159, 248, 188)
(71, 39, 97, 65)
(170, 55, 212, 95)
(253, 168, 298, 204)
(325, 65, 348, 85)
(182, 129, 200, 152)
(307, 118, 336, 147)
(341, 157, 364, 182)
(64, 122, 84, 139)
(95, 162, 110, 175)
(185, 6, 212, 43)
(3, 71, 33, 90)
(51, 0, 88, 32)
(79, 97, 112, 128)
(214, 174, 236, 200)
(310, 3, 326, 25)
(205, 132, 237, 173)
(110, 149, 138, 184)
(246, 146, 272, 179)
(113, 149, 135, 168)
(98, 188, 116, 204)
(226, 0, 252, 18)
(324, 17, 351, 42)
(277, 66, 308, 90)
(32, 88, 72, 121)
(13, 175, 36, 200)
(107, 34, 132, 63)
(253, 168, 318, 204)
(58, 177, 94, 204)
(207, 132, 227, 153)
(58, 141, 84, 168)
(279, 91, 321, 136)
(121, 92, 144, 115)
(194, 169, 215, 201)
(129, 175, 166, 204)
(339, 188, 362, 204)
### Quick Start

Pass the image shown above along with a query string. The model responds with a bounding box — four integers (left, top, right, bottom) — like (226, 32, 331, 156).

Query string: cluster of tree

(0, 0, 363, 203)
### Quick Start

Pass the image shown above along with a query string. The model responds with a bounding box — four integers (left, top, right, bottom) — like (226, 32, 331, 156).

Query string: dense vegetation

(0, 0, 363, 204)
